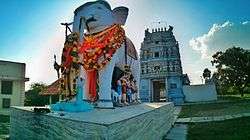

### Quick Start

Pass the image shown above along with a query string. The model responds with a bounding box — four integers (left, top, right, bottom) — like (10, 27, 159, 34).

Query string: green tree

(24, 83, 49, 106)
(203, 68, 211, 84)
(211, 47, 250, 97)
(203, 68, 211, 79)
(212, 72, 230, 95)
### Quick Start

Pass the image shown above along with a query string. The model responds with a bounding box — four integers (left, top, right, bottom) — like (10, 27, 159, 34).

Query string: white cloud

(242, 21, 249, 25)
(189, 21, 250, 59)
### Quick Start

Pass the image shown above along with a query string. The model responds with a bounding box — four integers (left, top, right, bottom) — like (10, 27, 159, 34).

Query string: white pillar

(49, 95, 52, 105)
(165, 78, 168, 101)
(59, 95, 62, 101)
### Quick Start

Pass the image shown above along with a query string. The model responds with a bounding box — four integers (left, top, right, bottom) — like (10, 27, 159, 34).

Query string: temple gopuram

(139, 25, 189, 105)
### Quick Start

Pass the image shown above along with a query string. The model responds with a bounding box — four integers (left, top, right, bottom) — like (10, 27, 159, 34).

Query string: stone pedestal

(10, 103, 175, 140)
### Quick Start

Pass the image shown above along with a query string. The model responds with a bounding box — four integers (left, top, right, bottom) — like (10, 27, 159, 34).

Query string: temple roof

(40, 79, 61, 96)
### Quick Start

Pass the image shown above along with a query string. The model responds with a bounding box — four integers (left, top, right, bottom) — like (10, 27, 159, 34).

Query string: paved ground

(164, 106, 187, 140)
(165, 124, 187, 140)
(173, 106, 182, 116)
(172, 106, 182, 121)
(165, 105, 250, 140)
(182, 100, 230, 105)
(176, 112, 250, 123)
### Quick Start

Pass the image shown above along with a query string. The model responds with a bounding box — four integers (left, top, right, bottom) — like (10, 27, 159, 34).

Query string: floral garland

(79, 24, 125, 101)
(79, 24, 125, 70)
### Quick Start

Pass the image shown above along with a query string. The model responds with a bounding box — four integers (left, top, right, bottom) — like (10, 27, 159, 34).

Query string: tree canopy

(24, 83, 49, 106)
(211, 47, 250, 96)
(203, 68, 211, 80)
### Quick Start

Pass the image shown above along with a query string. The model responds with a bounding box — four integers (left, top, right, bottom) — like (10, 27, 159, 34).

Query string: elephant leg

(97, 47, 124, 108)
(97, 61, 115, 108)
(79, 67, 87, 101)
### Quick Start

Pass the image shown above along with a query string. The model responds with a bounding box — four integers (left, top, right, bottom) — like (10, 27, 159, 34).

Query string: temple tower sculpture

(139, 26, 184, 105)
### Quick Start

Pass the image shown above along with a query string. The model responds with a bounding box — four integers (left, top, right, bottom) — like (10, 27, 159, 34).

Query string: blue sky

(0, 0, 250, 89)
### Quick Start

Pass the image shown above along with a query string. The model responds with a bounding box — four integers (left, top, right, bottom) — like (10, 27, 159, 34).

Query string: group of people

(111, 73, 139, 106)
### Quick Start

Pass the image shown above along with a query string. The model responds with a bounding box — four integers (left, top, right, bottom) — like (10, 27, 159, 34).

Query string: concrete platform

(10, 102, 175, 140)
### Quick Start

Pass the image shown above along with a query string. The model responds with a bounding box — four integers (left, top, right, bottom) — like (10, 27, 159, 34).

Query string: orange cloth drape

(86, 70, 98, 101)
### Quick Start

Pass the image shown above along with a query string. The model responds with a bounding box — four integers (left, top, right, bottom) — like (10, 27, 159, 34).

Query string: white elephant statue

(73, 0, 140, 108)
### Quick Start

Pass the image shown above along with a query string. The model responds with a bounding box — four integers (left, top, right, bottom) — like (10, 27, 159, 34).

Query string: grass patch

(180, 95, 250, 118)
(187, 117, 250, 140)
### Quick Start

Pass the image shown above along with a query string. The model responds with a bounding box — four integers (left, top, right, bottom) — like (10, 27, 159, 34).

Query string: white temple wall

(183, 84, 217, 102)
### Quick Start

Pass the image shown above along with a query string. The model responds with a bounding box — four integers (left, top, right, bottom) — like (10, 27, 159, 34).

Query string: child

(121, 75, 129, 105)
(116, 79, 122, 104)
(126, 81, 132, 103)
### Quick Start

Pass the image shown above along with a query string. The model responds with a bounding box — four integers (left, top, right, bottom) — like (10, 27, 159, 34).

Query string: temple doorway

(152, 80, 166, 102)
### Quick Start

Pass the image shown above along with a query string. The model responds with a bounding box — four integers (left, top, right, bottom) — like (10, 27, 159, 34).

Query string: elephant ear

(112, 6, 128, 25)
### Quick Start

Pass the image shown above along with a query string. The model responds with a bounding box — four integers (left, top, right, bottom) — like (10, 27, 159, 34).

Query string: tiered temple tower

(139, 26, 184, 104)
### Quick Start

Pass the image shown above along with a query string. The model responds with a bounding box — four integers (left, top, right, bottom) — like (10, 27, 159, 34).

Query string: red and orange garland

(79, 24, 125, 101)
